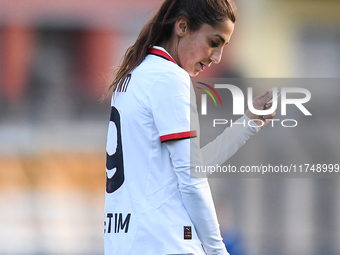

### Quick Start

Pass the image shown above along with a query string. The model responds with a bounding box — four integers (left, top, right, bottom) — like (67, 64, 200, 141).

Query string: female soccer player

(104, 0, 275, 254)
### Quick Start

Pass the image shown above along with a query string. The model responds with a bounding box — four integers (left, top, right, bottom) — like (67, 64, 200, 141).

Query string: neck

(159, 37, 180, 64)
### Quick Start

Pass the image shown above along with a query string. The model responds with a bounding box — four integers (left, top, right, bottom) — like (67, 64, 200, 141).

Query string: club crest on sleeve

(184, 226, 192, 240)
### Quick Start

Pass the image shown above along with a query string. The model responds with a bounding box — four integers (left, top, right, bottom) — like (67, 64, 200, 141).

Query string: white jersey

(104, 46, 260, 255)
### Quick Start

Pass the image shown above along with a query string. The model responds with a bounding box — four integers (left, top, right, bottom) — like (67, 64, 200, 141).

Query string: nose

(210, 47, 223, 64)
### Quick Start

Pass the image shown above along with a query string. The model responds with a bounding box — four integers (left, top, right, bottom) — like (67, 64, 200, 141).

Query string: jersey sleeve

(165, 137, 230, 255)
(148, 71, 197, 143)
(161, 78, 229, 254)
(201, 115, 261, 167)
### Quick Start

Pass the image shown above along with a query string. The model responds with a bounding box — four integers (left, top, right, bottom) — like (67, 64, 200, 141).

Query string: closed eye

(210, 40, 219, 48)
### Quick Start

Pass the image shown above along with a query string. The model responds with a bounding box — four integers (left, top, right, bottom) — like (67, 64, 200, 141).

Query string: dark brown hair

(106, 0, 236, 94)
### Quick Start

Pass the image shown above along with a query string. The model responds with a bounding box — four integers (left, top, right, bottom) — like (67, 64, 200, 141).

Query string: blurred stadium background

(1, 0, 340, 254)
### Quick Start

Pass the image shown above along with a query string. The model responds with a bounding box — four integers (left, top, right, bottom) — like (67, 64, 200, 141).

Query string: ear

(174, 16, 188, 37)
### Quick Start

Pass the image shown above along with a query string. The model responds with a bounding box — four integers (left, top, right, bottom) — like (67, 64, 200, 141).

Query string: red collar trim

(148, 48, 176, 64)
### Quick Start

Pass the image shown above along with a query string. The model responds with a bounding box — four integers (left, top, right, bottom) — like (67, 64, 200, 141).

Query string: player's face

(177, 19, 234, 77)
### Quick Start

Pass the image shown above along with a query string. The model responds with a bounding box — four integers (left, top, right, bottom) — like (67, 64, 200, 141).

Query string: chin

(189, 70, 200, 77)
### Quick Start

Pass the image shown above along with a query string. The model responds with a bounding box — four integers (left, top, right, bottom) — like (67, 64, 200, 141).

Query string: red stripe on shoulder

(160, 131, 197, 143)
(148, 48, 176, 64)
